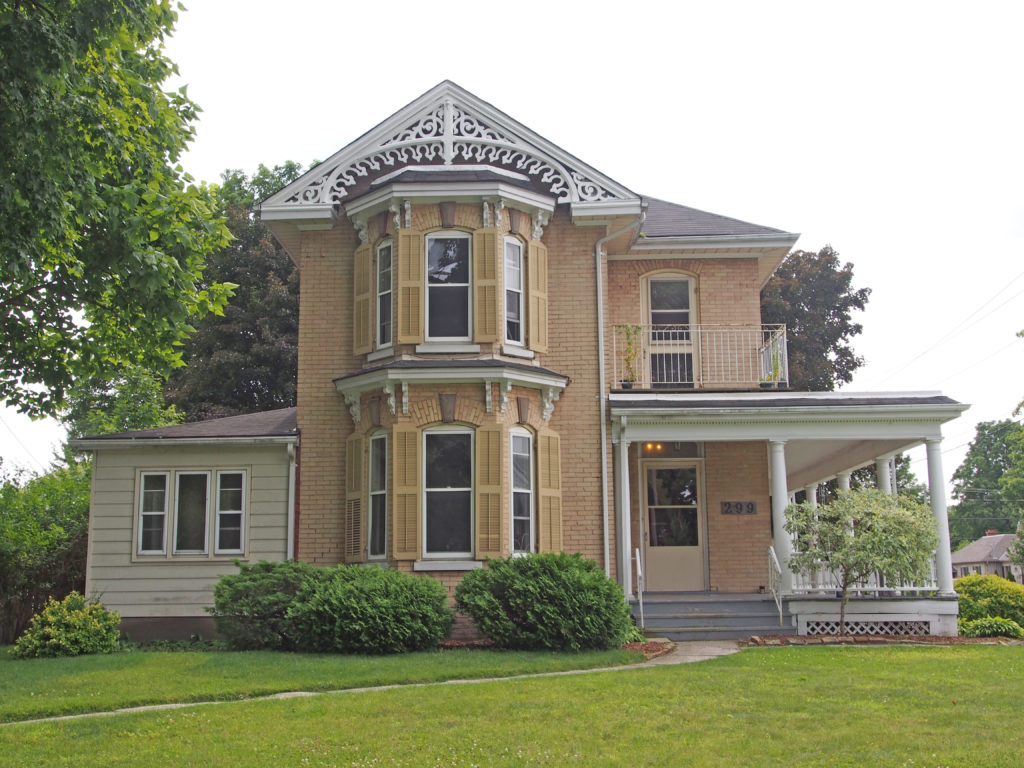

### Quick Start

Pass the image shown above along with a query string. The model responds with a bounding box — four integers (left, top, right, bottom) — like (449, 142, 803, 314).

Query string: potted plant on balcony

(761, 346, 785, 389)
(615, 323, 644, 389)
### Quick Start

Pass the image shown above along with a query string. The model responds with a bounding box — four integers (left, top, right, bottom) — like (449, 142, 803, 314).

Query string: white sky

(3, 1, 1022, 502)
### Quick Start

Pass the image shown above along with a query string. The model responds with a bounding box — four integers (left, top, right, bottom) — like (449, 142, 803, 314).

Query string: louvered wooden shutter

(396, 230, 424, 344)
(475, 424, 504, 559)
(345, 432, 365, 562)
(527, 241, 549, 353)
(472, 228, 500, 343)
(392, 425, 420, 560)
(353, 243, 372, 354)
(536, 427, 562, 552)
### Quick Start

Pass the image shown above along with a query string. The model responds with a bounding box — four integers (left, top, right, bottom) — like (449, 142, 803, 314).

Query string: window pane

(426, 433, 471, 488)
(506, 290, 522, 343)
(370, 437, 387, 493)
(378, 244, 392, 289)
(427, 238, 469, 284)
(649, 508, 698, 547)
(428, 286, 469, 337)
(426, 491, 472, 552)
(370, 495, 386, 557)
(142, 474, 166, 513)
(218, 473, 243, 512)
(650, 280, 689, 311)
(378, 292, 392, 345)
(513, 454, 531, 490)
(513, 516, 531, 553)
(218, 512, 242, 551)
(176, 474, 207, 552)
(141, 515, 164, 551)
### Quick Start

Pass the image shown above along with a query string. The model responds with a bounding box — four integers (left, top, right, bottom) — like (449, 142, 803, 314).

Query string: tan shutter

(536, 427, 562, 552)
(396, 230, 424, 344)
(527, 241, 549, 353)
(392, 425, 421, 560)
(475, 424, 504, 559)
(345, 432, 365, 562)
(472, 228, 500, 343)
(353, 243, 372, 354)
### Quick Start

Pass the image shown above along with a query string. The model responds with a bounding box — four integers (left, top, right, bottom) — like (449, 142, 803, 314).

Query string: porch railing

(767, 546, 783, 625)
(788, 555, 939, 596)
(634, 547, 645, 630)
(612, 323, 788, 390)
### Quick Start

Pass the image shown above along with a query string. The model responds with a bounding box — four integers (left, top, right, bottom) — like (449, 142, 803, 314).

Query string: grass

(2, 645, 1024, 767)
(0, 645, 640, 723)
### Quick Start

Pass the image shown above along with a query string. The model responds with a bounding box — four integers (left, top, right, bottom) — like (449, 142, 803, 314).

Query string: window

(647, 276, 695, 388)
(369, 434, 387, 559)
(137, 469, 247, 557)
(511, 429, 534, 553)
(424, 429, 473, 556)
(139, 472, 168, 553)
(426, 232, 471, 340)
(215, 471, 244, 554)
(377, 241, 392, 347)
(505, 237, 524, 344)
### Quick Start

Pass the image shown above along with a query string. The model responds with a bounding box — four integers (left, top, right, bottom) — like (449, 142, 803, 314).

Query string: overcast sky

(2, 1, 1022, 501)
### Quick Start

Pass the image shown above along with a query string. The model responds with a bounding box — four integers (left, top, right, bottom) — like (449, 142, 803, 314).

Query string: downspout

(595, 209, 646, 577)
(286, 443, 297, 560)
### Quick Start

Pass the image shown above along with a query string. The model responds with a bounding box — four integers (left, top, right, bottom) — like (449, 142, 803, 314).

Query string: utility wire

(0, 414, 48, 474)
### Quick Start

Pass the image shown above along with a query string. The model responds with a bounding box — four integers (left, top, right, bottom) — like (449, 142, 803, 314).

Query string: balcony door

(642, 461, 705, 591)
(646, 276, 696, 388)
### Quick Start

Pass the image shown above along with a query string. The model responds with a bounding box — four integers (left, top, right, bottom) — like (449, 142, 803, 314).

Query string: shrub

(207, 560, 324, 651)
(958, 616, 1024, 639)
(12, 591, 120, 658)
(288, 566, 453, 654)
(455, 553, 635, 651)
(955, 574, 1024, 627)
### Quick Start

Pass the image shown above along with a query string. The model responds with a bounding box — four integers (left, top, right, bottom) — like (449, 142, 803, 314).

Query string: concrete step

(643, 612, 790, 629)
(651, 624, 797, 642)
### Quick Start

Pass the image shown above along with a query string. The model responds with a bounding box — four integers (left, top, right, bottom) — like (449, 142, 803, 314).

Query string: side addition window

(174, 472, 210, 554)
(426, 233, 471, 340)
(138, 472, 169, 554)
(368, 434, 387, 559)
(505, 238, 524, 345)
(215, 471, 245, 554)
(511, 429, 534, 553)
(377, 241, 392, 347)
(424, 429, 473, 556)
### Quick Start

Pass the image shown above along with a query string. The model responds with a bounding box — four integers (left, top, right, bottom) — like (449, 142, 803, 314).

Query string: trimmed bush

(455, 553, 635, 651)
(958, 616, 1024, 639)
(955, 574, 1024, 627)
(288, 566, 453, 654)
(12, 591, 120, 658)
(207, 560, 324, 650)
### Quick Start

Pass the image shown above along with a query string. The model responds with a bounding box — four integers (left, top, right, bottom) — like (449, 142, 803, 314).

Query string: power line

(0, 413, 48, 474)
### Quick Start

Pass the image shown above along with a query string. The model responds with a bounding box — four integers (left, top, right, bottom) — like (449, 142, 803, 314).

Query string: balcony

(612, 323, 788, 391)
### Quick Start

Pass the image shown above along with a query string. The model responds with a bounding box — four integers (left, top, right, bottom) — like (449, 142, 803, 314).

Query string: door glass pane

(650, 280, 689, 310)
(649, 508, 699, 547)
(176, 474, 207, 552)
(647, 468, 697, 506)
(425, 490, 472, 552)
(426, 433, 471, 488)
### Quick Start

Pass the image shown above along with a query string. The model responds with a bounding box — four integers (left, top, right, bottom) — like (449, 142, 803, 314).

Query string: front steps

(631, 592, 797, 641)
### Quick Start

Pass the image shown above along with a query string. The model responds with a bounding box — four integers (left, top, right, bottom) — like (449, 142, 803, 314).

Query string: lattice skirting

(805, 620, 931, 636)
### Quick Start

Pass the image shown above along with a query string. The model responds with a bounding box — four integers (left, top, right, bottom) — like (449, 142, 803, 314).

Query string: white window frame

(368, 433, 388, 560)
(422, 426, 474, 559)
(173, 471, 211, 555)
(510, 428, 534, 554)
(504, 236, 524, 346)
(214, 470, 246, 555)
(376, 240, 393, 349)
(425, 231, 472, 342)
(138, 471, 169, 554)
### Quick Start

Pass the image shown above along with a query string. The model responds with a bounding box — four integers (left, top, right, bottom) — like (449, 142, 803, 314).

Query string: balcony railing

(612, 323, 788, 391)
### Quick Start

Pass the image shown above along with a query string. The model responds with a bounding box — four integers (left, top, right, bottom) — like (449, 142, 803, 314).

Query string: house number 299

(720, 501, 757, 515)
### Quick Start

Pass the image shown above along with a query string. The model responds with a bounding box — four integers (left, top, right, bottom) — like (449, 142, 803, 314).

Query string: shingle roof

(951, 533, 1018, 565)
(640, 196, 790, 239)
(75, 407, 298, 443)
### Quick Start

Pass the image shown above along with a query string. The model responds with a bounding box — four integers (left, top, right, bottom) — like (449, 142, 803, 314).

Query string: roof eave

(69, 435, 298, 451)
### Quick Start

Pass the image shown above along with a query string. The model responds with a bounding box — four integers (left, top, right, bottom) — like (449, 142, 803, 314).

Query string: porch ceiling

(609, 390, 969, 488)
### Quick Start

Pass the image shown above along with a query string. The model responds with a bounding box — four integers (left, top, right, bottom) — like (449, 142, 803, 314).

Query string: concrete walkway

(4, 640, 741, 727)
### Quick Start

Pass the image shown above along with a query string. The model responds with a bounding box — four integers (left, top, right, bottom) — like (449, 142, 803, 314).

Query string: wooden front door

(642, 463, 704, 591)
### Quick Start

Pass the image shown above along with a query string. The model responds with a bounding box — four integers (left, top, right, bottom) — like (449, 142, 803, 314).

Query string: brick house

(75, 82, 967, 639)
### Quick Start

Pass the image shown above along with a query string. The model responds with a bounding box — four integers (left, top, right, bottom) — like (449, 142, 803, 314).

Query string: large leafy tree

(61, 364, 183, 440)
(947, 419, 1023, 549)
(0, 0, 232, 416)
(761, 245, 871, 391)
(165, 164, 303, 421)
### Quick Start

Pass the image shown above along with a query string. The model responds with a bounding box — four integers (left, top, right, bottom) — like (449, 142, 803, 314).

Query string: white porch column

(769, 440, 793, 593)
(875, 456, 893, 495)
(837, 471, 852, 492)
(889, 457, 899, 495)
(805, 484, 818, 509)
(614, 438, 634, 599)
(926, 438, 956, 595)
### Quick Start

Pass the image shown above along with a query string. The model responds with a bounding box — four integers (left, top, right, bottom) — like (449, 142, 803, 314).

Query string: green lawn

(0, 645, 640, 723)
(3, 646, 1023, 767)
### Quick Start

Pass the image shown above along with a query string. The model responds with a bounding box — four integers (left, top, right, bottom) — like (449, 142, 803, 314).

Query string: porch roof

(609, 390, 968, 490)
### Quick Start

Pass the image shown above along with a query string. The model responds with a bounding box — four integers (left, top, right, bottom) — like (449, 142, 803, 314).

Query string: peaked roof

(72, 407, 298, 445)
(640, 197, 790, 239)
(262, 81, 639, 221)
(951, 533, 1018, 565)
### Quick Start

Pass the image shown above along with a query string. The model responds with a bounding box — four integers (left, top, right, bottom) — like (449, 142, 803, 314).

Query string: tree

(165, 164, 303, 421)
(0, 0, 232, 416)
(60, 364, 183, 440)
(946, 420, 1024, 548)
(760, 245, 871, 391)
(785, 488, 938, 633)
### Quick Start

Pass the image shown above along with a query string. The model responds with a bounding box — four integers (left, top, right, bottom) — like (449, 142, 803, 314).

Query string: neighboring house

(952, 531, 1021, 582)
(74, 81, 968, 640)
